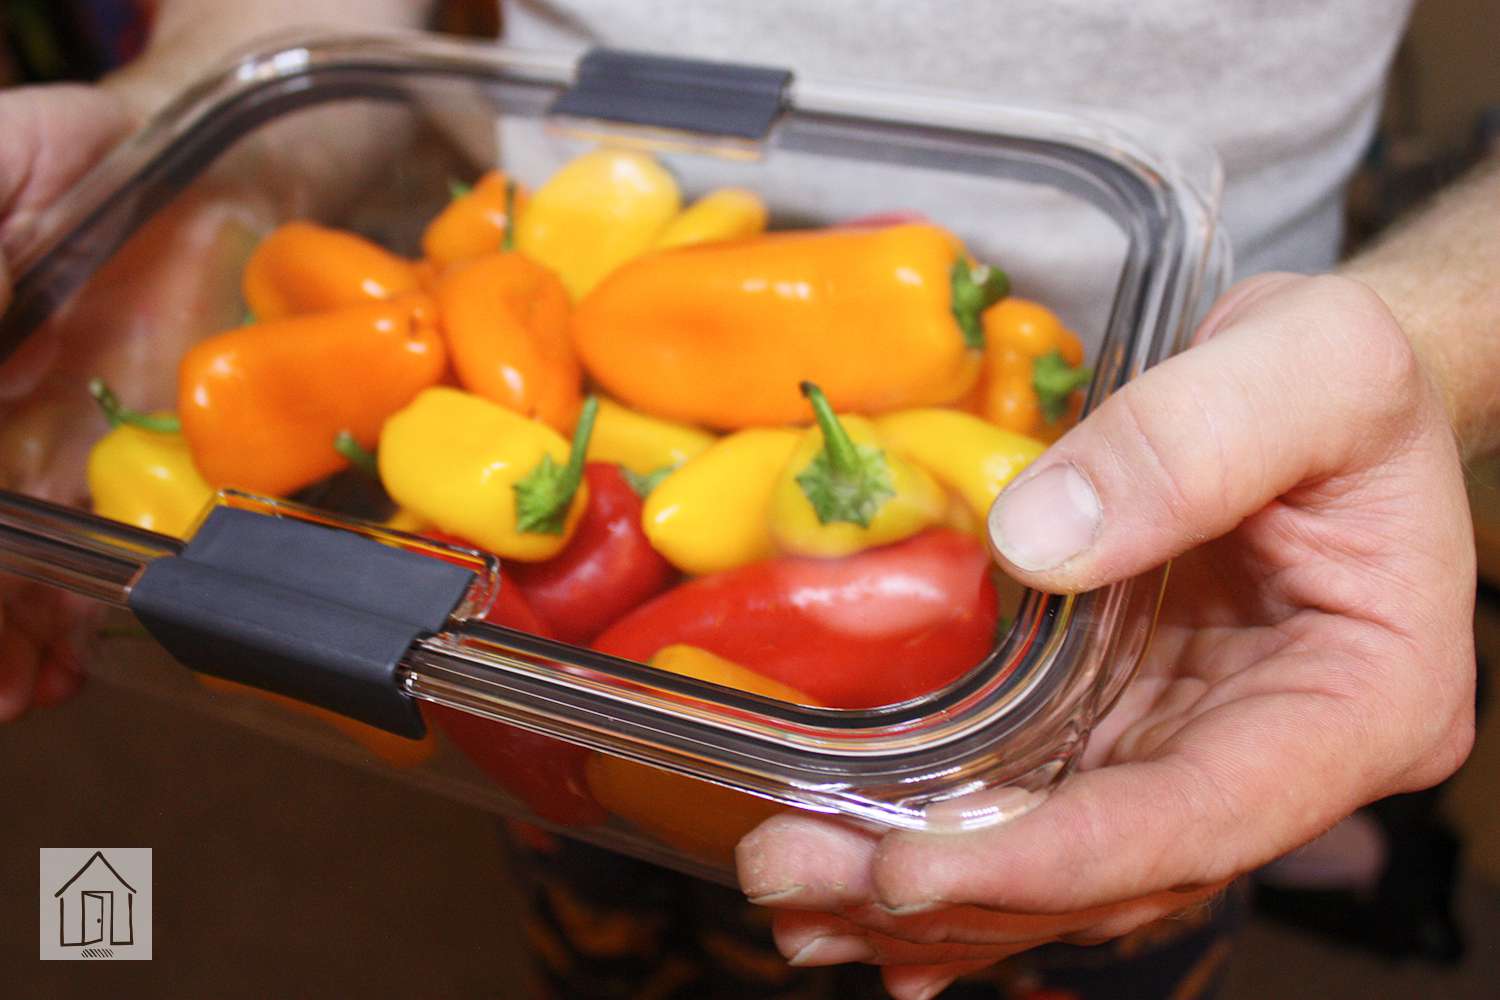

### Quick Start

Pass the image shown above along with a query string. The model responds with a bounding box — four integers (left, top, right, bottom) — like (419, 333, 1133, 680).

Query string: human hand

(734, 273, 1477, 999)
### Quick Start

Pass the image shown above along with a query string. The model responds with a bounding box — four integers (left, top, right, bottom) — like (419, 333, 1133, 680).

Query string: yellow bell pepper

(85, 379, 214, 539)
(652, 187, 768, 250)
(642, 428, 799, 575)
(587, 398, 716, 479)
(768, 382, 946, 558)
(585, 644, 818, 866)
(515, 148, 681, 300)
(875, 408, 1046, 521)
(378, 388, 594, 561)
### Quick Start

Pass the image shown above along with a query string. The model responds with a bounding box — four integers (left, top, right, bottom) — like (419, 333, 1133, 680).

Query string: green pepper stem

(1032, 351, 1094, 423)
(501, 179, 517, 253)
(88, 378, 181, 433)
(800, 382, 860, 477)
(447, 178, 473, 201)
(950, 260, 1011, 349)
(513, 396, 600, 534)
(334, 430, 379, 477)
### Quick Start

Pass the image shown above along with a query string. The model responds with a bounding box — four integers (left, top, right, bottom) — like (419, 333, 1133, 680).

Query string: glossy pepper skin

(421, 171, 528, 267)
(419, 561, 608, 826)
(572, 224, 1003, 429)
(435, 250, 582, 432)
(768, 382, 945, 558)
(875, 408, 1046, 522)
(378, 388, 591, 561)
(242, 221, 420, 321)
(585, 644, 815, 865)
(594, 529, 998, 709)
(85, 381, 214, 539)
(972, 297, 1092, 442)
(587, 398, 716, 478)
(651, 187, 767, 250)
(515, 148, 681, 300)
(177, 295, 446, 497)
(509, 463, 675, 644)
(642, 428, 800, 576)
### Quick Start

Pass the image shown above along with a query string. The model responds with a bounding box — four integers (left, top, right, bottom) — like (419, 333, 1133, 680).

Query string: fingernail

(911, 975, 957, 1000)
(989, 463, 1100, 571)
(747, 885, 807, 906)
(876, 900, 942, 916)
(788, 934, 875, 967)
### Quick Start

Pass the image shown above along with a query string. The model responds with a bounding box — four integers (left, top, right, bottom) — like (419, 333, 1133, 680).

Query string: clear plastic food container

(0, 33, 1228, 882)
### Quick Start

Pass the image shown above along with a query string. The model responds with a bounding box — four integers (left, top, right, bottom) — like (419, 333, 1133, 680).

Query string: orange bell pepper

(584, 645, 817, 866)
(178, 294, 447, 497)
(571, 223, 1002, 429)
(435, 248, 581, 432)
(241, 221, 421, 321)
(421, 171, 529, 267)
(970, 298, 1092, 443)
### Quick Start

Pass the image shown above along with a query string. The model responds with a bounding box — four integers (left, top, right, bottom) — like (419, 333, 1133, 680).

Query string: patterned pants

(502, 824, 1246, 1000)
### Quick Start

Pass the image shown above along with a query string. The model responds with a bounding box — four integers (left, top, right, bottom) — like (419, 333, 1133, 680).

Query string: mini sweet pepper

(242, 221, 420, 321)
(971, 297, 1092, 442)
(86, 379, 214, 539)
(421, 171, 528, 267)
(768, 382, 944, 558)
(378, 388, 595, 561)
(572, 223, 1005, 428)
(515, 148, 681, 300)
(874, 407, 1046, 522)
(651, 187, 767, 250)
(586, 398, 716, 480)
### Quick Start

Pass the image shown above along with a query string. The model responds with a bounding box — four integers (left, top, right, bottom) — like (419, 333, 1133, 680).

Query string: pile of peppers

(85, 146, 1093, 860)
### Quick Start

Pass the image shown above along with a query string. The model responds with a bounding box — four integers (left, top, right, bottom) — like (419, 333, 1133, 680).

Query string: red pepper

(593, 529, 998, 709)
(421, 532, 608, 826)
(508, 463, 675, 644)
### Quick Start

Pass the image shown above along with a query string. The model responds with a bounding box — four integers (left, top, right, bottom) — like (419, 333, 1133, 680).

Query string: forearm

(106, 0, 434, 119)
(1343, 154, 1500, 459)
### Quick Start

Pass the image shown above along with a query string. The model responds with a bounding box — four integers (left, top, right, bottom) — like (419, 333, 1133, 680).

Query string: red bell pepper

(421, 533, 608, 826)
(508, 463, 675, 644)
(593, 529, 998, 709)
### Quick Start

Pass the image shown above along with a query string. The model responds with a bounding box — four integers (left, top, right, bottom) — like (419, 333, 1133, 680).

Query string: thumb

(986, 273, 1418, 592)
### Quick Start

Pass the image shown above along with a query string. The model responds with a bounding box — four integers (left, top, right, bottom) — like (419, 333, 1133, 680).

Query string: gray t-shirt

(502, 0, 1415, 278)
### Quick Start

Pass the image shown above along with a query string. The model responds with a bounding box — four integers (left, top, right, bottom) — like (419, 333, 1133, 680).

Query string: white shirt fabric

(501, 0, 1416, 279)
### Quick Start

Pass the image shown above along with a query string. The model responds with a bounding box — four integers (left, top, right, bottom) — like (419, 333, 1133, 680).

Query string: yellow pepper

(768, 383, 945, 558)
(642, 428, 799, 575)
(585, 644, 817, 866)
(514, 148, 681, 300)
(378, 388, 594, 561)
(874, 408, 1046, 522)
(587, 398, 716, 479)
(85, 380, 214, 539)
(652, 187, 767, 250)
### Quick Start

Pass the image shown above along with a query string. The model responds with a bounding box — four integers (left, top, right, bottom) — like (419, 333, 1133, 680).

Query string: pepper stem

(447, 178, 473, 201)
(950, 260, 1010, 349)
(1032, 350, 1094, 423)
(334, 430, 379, 476)
(88, 378, 181, 433)
(795, 381, 895, 528)
(513, 396, 600, 534)
(800, 382, 861, 477)
(501, 179, 517, 253)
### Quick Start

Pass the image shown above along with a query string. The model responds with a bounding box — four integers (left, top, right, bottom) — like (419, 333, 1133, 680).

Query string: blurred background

(0, 1, 1497, 997)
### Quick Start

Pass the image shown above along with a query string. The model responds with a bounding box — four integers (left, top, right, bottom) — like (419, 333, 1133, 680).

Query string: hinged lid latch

(128, 507, 474, 738)
(550, 48, 792, 140)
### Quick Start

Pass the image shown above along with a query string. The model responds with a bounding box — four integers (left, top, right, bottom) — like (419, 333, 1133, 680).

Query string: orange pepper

(421, 171, 529, 267)
(584, 645, 818, 866)
(196, 675, 437, 767)
(178, 294, 447, 497)
(970, 298, 1092, 443)
(435, 250, 581, 432)
(571, 224, 999, 429)
(242, 221, 420, 321)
